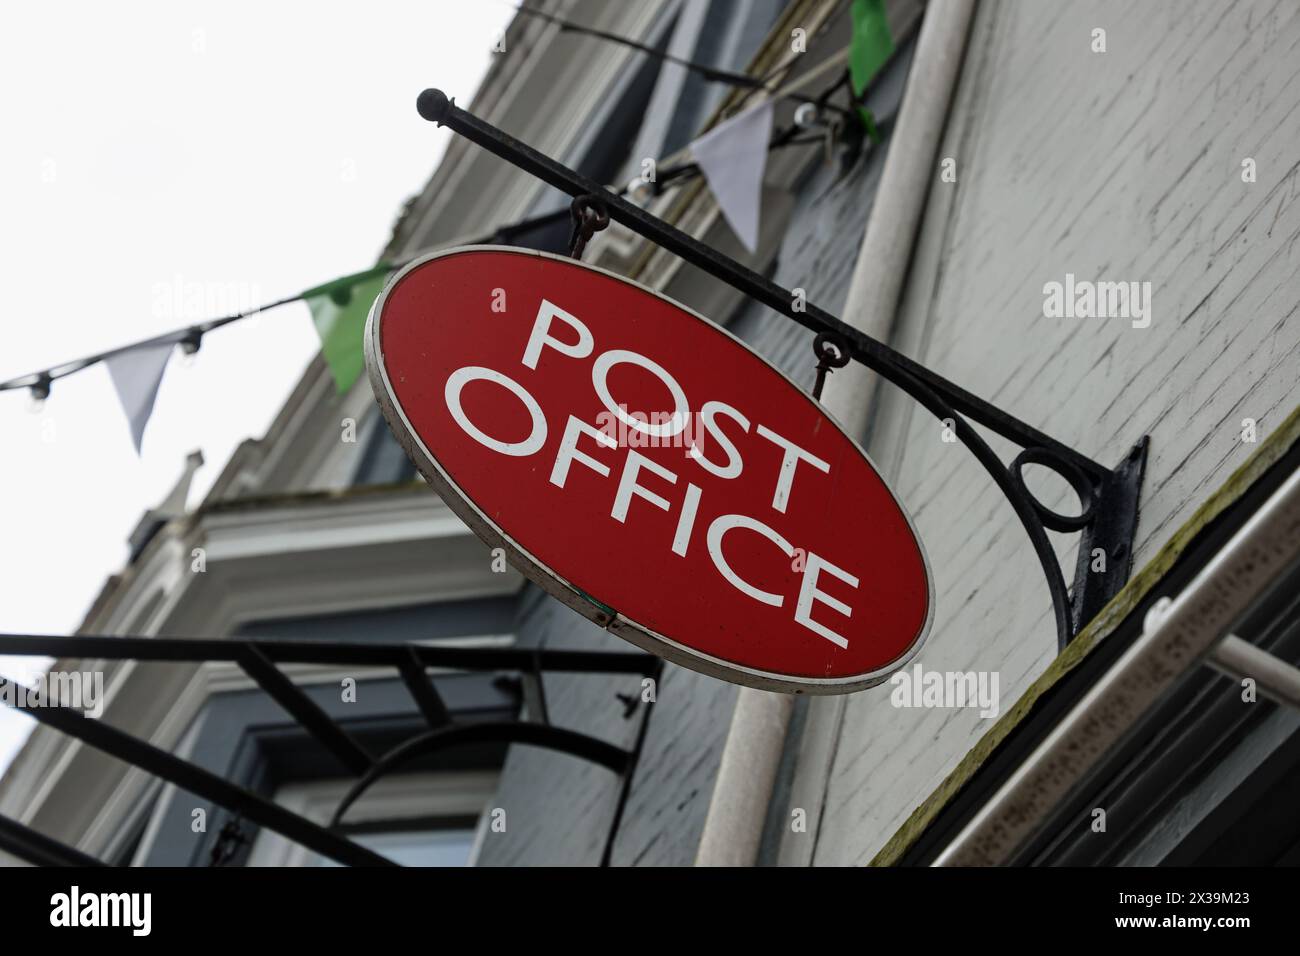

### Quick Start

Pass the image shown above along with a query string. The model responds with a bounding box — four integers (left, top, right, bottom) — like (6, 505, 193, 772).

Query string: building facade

(2, 0, 1299, 867)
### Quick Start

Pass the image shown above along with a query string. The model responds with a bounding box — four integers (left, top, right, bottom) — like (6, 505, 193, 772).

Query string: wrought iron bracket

(416, 88, 1148, 650)
(0, 634, 660, 867)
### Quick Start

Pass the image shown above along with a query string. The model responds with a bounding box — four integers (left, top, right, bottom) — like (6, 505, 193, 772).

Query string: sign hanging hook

(567, 194, 610, 259)
(811, 331, 850, 401)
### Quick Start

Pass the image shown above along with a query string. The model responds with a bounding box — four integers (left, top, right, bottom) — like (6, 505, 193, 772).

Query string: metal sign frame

(414, 88, 1147, 652)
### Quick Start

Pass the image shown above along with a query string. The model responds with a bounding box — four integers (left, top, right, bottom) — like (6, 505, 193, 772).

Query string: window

(246, 770, 498, 867)
(316, 825, 479, 868)
(349, 410, 418, 486)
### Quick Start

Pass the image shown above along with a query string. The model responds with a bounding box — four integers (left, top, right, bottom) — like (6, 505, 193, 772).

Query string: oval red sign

(366, 247, 931, 693)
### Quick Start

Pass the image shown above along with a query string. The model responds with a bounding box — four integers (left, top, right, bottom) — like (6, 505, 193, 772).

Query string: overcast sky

(0, 1, 515, 769)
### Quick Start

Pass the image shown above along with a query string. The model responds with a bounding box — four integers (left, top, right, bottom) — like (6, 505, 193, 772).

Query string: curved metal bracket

(1009, 447, 1095, 533)
(329, 721, 633, 828)
(860, 361, 1144, 649)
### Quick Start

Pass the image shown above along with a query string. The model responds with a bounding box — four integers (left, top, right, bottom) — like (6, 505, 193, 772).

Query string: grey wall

(792, 0, 1300, 866)
(473, 588, 647, 866)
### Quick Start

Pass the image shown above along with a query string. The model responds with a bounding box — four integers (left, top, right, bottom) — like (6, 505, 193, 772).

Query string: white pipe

(933, 466, 1300, 866)
(694, 0, 978, 867)
(1208, 634, 1300, 712)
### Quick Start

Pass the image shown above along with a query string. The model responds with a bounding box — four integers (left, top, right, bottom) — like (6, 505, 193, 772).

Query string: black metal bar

(0, 634, 658, 675)
(888, 366, 1076, 644)
(413, 89, 1149, 649)
(416, 89, 1107, 481)
(600, 660, 663, 866)
(0, 813, 109, 867)
(237, 644, 374, 776)
(330, 722, 632, 827)
(397, 648, 453, 728)
(521, 653, 550, 724)
(0, 677, 395, 867)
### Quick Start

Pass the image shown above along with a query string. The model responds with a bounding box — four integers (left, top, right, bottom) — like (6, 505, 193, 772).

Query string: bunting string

(0, 103, 846, 402)
(2, 1, 896, 456)
(508, 3, 768, 90)
(0, 201, 632, 401)
(509, 0, 869, 123)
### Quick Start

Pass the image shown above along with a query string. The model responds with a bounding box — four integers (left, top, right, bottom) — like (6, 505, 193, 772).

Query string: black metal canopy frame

(0, 634, 661, 867)
(414, 88, 1148, 651)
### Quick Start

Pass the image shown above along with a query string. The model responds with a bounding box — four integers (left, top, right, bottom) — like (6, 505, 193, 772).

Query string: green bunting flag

(304, 264, 392, 394)
(848, 0, 893, 142)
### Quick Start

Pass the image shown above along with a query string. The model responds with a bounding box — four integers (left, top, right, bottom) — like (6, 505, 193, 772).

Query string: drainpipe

(694, 0, 978, 866)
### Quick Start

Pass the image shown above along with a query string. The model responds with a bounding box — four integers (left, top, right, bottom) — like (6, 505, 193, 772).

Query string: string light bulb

(27, 374, 51, 414)
(625, 176, 655, 206)
(793, 102, 821, 129)
(179, 329, 203, 368)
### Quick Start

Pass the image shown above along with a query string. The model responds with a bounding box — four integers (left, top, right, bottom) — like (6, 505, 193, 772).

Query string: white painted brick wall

(804, 0, 1300, 865)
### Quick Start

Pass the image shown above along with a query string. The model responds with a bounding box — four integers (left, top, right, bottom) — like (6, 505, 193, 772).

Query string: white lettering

(612, 451, 677, 523)
(755, 425, 829, 513)
(445, 366, 548, 456)
(707, 514, 794, 607)
(550, 415, 616, 487)
(522, 299, 594, 370)
(688, 400, 750, 478)
(794, 553, 859, 649)
(592, 349, 690, 438)
(673, 484, 703, 556)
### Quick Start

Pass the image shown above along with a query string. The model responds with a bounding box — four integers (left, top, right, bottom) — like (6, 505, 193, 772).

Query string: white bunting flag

(689, 99, 774, 254)
(105, 342, 173, 454)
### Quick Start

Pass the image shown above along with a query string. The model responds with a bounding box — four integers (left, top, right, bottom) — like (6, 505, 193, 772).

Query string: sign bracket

(415, 89, 1147, 650)
(0, 634, 661, 866)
